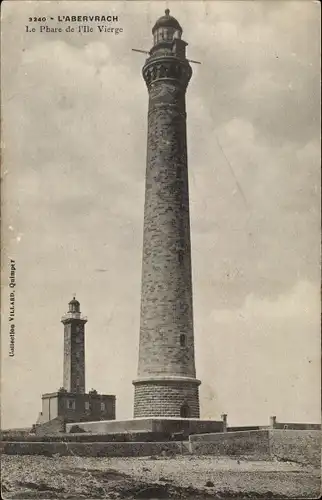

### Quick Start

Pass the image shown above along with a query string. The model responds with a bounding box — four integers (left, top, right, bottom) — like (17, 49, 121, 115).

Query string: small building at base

(37, 390, 115, 426)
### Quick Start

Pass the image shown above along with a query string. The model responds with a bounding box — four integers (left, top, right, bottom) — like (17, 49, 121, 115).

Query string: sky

(1, 0, 321, 429)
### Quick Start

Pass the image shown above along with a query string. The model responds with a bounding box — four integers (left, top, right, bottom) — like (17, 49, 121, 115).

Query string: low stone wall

(1, 429, 31, 439)
(2, 441, 184, 457)
(2, 429, 320, 463)
(66, 418, 223, 436)
(269, 429, 321, 466)
(190, 430, 271, 459)
(227, 426, 262, 432)
(272, 423, 321, 430)
(189, 429, 321, 466)
(2, 431, 172, 443)
(151, 419, 223, 435)
(66, 419, 155, 434)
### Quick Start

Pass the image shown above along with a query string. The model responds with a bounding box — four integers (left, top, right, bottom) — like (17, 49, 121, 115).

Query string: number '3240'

(28, 17, 47, 22)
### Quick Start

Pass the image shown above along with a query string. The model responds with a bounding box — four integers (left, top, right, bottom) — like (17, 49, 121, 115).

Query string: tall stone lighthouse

(133, 10, 201, 419)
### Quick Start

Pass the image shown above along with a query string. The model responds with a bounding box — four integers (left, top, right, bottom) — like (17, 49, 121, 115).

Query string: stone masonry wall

(134, 380, 199, 418)
(138, 84, 195, 379)
(272, 422, 321, 430)
(65, 418, 223, 435)
(66, 418, 155, 434)
(2, 441, 184, 458)
(269, 429, 321, 466)
(3, 430, 320, 463)
(34, 418, 65, 436)
(58, 393, 116, 423)
(189, 430, 271, 459)
(63, 320, 86, 394)
(63, 325, 71, 391)
(189, 429, 321, 466)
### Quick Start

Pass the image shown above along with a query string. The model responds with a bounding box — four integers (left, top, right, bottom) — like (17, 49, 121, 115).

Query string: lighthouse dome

(152, 9, 182, 33)
(152, 10, 183, 47)
(68, 296, 80, 313)
(69, 297, 80, 306)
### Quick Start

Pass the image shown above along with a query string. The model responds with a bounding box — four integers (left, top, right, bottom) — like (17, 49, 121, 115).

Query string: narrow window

(85, 401, 90, 411)
(101, 402, 105, 412)
(67, 399, 75, 410)
(180, 404, 190, 418)
(180, 334, 186, 347)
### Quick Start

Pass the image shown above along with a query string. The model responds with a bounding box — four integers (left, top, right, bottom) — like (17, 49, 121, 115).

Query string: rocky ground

(1, 454, 321, 499)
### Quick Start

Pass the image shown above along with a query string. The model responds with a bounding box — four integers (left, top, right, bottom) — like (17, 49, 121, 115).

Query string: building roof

(152, 9, 182, 34)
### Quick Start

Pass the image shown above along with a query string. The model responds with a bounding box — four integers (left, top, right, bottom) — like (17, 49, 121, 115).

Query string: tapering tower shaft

(133, 11, 200, 418)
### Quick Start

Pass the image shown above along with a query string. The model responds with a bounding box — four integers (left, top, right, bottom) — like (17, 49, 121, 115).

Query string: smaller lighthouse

(34, 297, 116, 434)
(61, 297, 87, 394)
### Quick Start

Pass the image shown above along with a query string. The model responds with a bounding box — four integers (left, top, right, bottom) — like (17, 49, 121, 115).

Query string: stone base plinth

(65, 417, 223, 436)
(133, 377, 200, 418)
